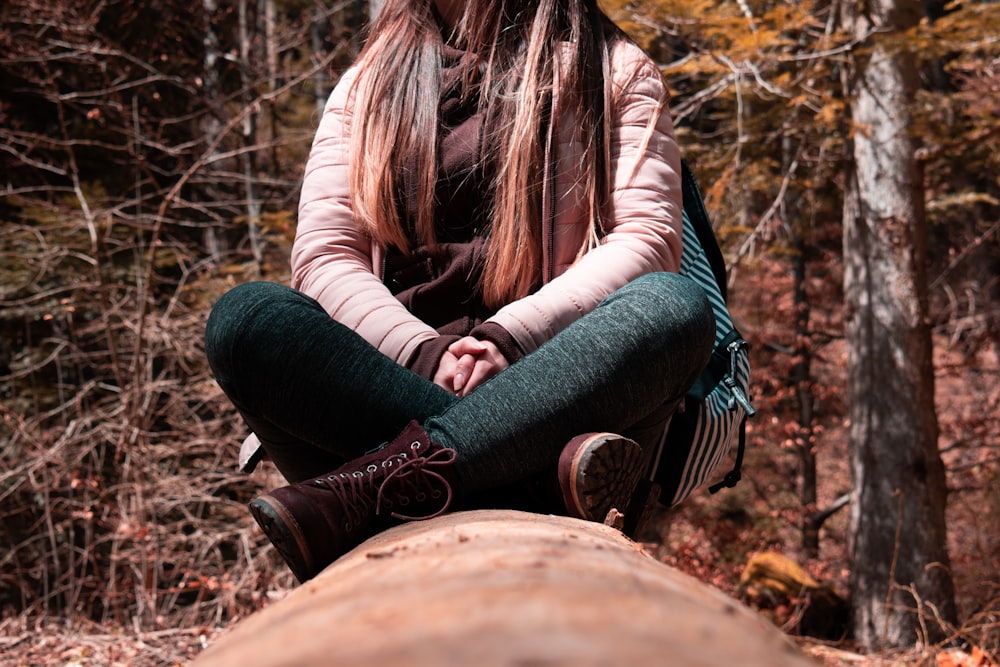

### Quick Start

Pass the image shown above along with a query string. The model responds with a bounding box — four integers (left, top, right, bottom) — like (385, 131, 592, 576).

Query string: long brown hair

(349, 0, 621, 307)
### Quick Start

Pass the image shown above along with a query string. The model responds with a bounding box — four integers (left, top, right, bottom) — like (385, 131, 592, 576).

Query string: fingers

(447, 336, 488, 357)
(453, 354, 476, 393)
(459, 353, 510, 396)
(436, 349, 477, 395)
(461, 359, 495, 396)
(444, 337, 512, 395)
(449, 339, 511, 395)
(432, 351, 460, 392)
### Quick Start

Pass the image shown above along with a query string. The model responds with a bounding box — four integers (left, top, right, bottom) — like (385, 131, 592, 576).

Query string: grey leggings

(205, 272, 714, 501)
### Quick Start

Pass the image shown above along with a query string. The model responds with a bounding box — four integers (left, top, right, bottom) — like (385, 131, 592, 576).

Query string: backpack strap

(709, 418, 746, 493)
(681, 160, 728, 301)
(709, 336, 755, 493)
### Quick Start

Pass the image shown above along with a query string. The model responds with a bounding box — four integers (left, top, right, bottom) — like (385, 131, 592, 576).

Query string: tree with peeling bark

(840, 0, 957, 649)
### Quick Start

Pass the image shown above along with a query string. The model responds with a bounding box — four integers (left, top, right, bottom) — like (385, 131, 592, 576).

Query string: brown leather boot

(558, 433, 644, 528)
(248, 421, 457, 582)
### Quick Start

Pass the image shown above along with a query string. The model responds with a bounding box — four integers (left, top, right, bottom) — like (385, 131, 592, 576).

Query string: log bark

(194, 510, 815, 667)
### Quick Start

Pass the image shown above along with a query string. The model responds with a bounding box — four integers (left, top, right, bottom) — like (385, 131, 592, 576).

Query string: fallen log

(194, 510, 815, 667)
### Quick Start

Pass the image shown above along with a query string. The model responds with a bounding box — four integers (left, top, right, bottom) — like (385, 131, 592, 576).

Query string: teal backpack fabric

(651, 160, 755, 506)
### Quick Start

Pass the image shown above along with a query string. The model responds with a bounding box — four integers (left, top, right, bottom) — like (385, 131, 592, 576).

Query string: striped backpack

(648, 160, 755, 507)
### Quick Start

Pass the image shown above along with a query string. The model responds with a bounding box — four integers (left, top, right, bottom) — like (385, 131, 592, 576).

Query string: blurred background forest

(1, 0, 998, 664)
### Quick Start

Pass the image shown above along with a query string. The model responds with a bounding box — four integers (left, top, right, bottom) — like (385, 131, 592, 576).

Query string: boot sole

(565, 434, 644, 524)
(249, 495, 315, 583)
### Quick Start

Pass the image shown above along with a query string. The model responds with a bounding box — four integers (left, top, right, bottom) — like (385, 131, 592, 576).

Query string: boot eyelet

(431, 490, 441, 499)
(367, 464, 378, 472)
(399, 496, 410, 506)
(416, 492, 426, 502)
(352, 471, 363, 478)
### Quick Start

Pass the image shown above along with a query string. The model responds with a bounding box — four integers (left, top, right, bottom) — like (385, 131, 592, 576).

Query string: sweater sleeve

(290, 68, 439, 367)
(469, 321, 526, 364)
(485, 42, 683, 355)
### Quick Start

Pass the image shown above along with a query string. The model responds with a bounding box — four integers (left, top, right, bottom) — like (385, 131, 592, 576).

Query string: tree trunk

(793, 232, 819, 558)
(238, 0, 262, 266)
(201, 0, 225, 262)
(310, 3, 330, 114)
(783, 134, 820, 559)
(192, 511, 815, 667)
(841, 0, 957, 649)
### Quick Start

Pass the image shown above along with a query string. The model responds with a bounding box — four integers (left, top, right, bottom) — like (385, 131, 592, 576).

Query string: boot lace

(314, 442, 457, 531)
(378, 445, 457, 520)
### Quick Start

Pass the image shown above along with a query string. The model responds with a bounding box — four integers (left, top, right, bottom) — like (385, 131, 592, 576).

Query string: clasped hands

(433, 336, 509, 396)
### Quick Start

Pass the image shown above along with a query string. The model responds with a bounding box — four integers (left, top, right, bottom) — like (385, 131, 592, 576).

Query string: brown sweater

(388, 45, 524, 379)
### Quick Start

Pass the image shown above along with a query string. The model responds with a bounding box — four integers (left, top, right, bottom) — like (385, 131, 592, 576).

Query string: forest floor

(1, 287, 997, 666)
(641, 338, 1000, 667)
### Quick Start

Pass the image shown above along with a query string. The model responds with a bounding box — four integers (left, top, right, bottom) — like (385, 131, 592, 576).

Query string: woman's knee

(615, 272, 715, 346)
(625, 273, 718, 393)
(204, 281, 316, 369)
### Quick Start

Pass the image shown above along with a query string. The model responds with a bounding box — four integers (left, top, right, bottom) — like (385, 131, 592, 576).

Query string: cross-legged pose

(205, 0, 714, 583)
